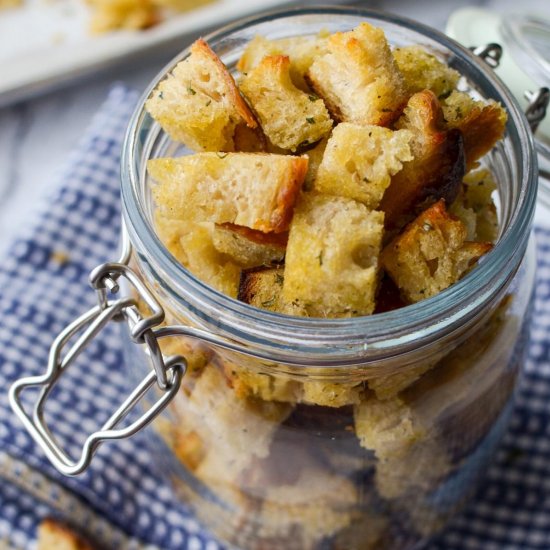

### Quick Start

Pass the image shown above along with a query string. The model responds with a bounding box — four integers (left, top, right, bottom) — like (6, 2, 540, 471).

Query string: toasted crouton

(146, 39, 258, 152)
(313, 123, 413, 208)
(178, 222, 242, 298)
(149, 152, 308, 233)
(238, 266, 307, 316)
(306, 23, 407, 126)
(381, 200, 493, 303)
(240, 55, 333, 151)
(442, 90, 507, 169)
(212, 223, 287, 268)
(37, 518, 95, 550)
(449, 168, 498, 242)
(379, 90, 466, 229)
(393, 45, 460, 99)
(283, 193, 385, 317)
(237, 33, 330, 91)
(302, 380, 362, 408)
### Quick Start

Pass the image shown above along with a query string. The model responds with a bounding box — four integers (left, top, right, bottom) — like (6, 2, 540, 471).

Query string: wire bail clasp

(9, 262, 186, 476)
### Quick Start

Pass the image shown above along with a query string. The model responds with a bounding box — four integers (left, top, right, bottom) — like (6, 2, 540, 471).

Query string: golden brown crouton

(240, 55, 333, 151)
(149, 152, 308, 233)
(381, 200, 493, 303)
(237, 33, 330, 91)
(313, 123, 413, 208)
(179, 222, 242, 298)
(302, 380, 362, 408)
(379, 90, 466, 229)
(238, 266, 307, 316)
(283, 193, 384, 317)
(37, 519, 95, 550)
(393, 45, 460, 99)
(146, 39, 258, 152)
(306, 22, 407, 126)
(449, 168, 498, 242)
(212, 224, 287, 268)
(354, 395, 424, 459)
(442, 90, 507, 169)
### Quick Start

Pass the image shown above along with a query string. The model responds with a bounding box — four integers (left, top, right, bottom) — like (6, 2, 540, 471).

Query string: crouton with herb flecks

(313, 123, 413, 208)
(381, 199, 492, 303)
(283, 193, 384, 317)
(146, 39, 259, 152)
(240, 55, 333, 152)
(149, 152, 308, 233)
(306, 22, 407, 126)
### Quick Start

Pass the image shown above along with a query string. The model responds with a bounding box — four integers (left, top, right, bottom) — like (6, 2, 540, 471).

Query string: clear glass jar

(117, 7, 538, 550)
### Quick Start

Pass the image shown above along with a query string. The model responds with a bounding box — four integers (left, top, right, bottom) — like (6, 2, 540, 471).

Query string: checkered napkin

(0, 83, 549, 550)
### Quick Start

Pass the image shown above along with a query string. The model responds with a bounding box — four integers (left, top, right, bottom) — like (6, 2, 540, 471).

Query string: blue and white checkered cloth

(1, 84, 550, 549)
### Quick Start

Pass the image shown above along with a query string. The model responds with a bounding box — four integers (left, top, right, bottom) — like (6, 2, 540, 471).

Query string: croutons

(380, 90, 466, 229)
(313, 123, 413, 208)
(238, 266, 306, 316)
(179, 222, 242, 298)
(37, 518, 95, 550)
(237, 33, 330, 91)
(302, 380, 362, 408)
(240, 55, 333, 151)
(393, 45, 460, 99)
(146, 39, 258, 152)
(149, 152, 308, 233)
(449, 168, 499, 242)
(381, 200, 493, 303)
(306, 22, 407, 126)
(283, 193, 384, 317)
(212, 223, 287, 268)
(442, 90, 507, 169)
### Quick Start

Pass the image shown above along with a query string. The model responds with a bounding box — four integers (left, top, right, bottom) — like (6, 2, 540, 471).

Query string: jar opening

(121, 7, 538, 363)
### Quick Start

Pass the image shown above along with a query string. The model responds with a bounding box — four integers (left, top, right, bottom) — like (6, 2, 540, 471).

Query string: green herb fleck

(187, 85, 196, 95)
(308, 95, 318, 102)
(158, 91, 164, 100)
(261, 297, 276, 307)
(216, 152, 229, 159)
(306, 117, 315, 124)
(318, 251, 323, 266)
(381, 108, 393, 113)
(205, 99, 212, 106)
(275, 274, 284, 285)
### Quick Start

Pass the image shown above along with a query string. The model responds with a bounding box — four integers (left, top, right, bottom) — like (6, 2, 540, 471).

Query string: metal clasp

(8, 260, 186, 476)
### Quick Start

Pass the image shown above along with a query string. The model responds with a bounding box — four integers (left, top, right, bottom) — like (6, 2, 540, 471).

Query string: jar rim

(121, 6, 538, 364)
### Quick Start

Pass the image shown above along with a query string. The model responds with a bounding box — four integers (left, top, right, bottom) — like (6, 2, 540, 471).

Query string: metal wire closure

(8, 235, 186, 475)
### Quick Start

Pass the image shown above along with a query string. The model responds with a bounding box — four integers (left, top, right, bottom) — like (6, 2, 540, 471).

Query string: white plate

(0, 0, 295, 107)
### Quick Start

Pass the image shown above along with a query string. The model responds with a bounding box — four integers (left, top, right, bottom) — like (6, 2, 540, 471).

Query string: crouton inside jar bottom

(121, 272, 530, 550)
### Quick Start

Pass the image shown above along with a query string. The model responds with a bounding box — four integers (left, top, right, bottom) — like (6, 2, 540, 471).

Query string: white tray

(0, 0, 294, 107)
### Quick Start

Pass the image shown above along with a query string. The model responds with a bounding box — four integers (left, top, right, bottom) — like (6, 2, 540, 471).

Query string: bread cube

(306, 22, 407, 126)
(146, 39, 258, 152)
(449, 168, 498, 242)
(442, 90, 507, 169)
(149, 152, 308, 233)
(238, 266, 307, 316)
(237, 33, 330, 91)
(302, 380, 362, 408)
(283, 193, 384, 317)
(179, 222, 242, 298)
(212, 223, 287, 268)
(240, 55, 333, 151)
(393, 45, 460, 99)
(381, 200, 493, 303)
(379, 90, 466, 229)
(313, 123, 413, 208)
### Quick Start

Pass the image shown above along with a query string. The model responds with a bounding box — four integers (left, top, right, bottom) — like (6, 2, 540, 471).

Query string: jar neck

(120, 7, 538, 367)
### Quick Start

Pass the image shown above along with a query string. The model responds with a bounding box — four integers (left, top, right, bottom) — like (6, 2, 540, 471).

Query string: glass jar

(11, 6, 539, 550)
